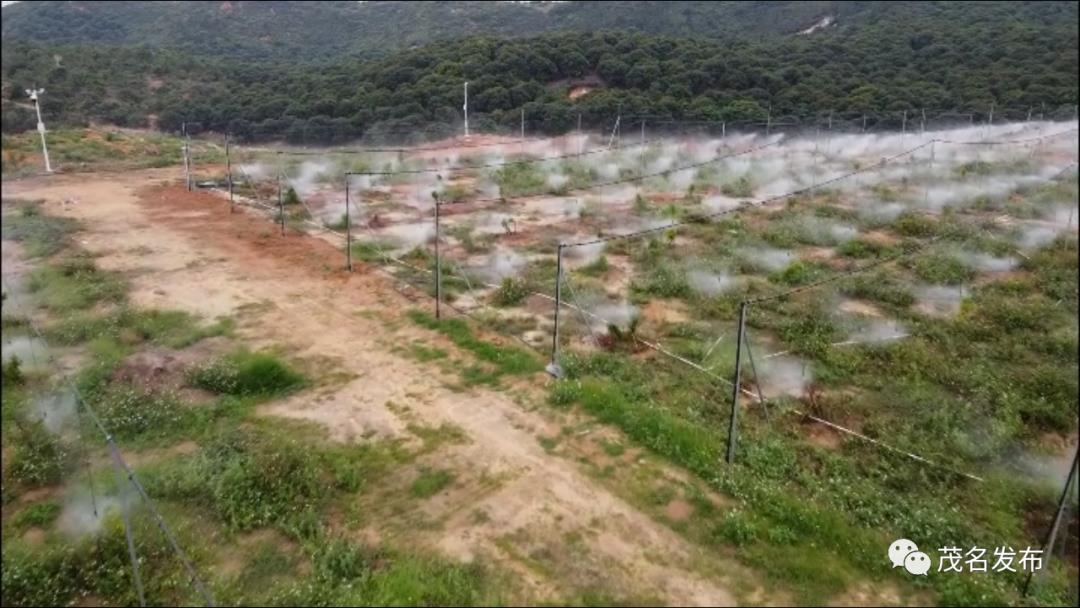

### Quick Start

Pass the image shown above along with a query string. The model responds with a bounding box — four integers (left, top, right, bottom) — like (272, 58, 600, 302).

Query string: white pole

(577, 113, 583, 154)
(27, 89, 52, 173)
(463, 81, 469, 139)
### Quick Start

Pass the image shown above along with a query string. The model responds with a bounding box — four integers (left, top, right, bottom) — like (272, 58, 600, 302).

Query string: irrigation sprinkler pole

(345, 177, 353, 272)
(225, 134, 235, 213)
(1022, 447, 1079, 597)
(547, 243, 565, 378)
(111, 444, 147, 607)
(277, 175, 285, 235)
(433, 192, 442, 319)
(726, 301, 748, 464)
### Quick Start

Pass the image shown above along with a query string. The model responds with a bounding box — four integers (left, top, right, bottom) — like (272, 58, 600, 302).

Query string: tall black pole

(225, 134, 234, 213)
(433, 191, 441, 319)
(727, 301, 748, 464)
(547, 243, 565, 378)
(1023, 447, 1079, 597)
(345, 177, 353, 272)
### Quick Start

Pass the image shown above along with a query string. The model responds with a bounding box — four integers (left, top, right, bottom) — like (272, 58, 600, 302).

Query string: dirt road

(2, 170, 742, 605)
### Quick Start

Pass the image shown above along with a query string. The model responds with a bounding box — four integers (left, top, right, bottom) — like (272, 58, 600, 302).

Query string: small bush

(721, 174, 755, 198)
(7, 420, 69, 487)
(410, 468, 455, 498)
(190, 350, 305, 396)
(491, 277, 528, 307)
(12, 501, 62, 529)
(2, 355, 25, 386)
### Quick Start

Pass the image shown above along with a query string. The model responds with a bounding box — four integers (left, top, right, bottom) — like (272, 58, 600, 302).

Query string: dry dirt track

(2, 170, 745, 606)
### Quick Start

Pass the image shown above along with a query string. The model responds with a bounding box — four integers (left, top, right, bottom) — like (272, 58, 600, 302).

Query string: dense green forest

(6, 1, 1073, 63)
(1, 2, 1077, 142)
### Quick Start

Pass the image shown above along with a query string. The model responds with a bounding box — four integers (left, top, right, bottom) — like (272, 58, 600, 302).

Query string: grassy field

(1, 128, 223, 176)
(0, 202, 507, 606)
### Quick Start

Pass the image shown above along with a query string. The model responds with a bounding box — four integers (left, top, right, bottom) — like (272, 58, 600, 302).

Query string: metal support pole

(183, 122, 192, 191)
(726, 301, 748, 464)
(547, 244, 565, 378)
(862, 113, 867, 133)
(1023, 447, 1079, 597)
(433, 192, 442, 319)
(721, 121, 726, 140)
(345, 178, 353, 272)
(278, 175, 285, 235)
(828, 110, 833, 131)
(1027, 106, 1033, 122)
(520, 107, 525, 141)
(902, 110, 907, 141)
(742, 326, 768, 420)
(766, 103, 772, 136)
(110, 443, 146, 607)
(225, 134, 234, 213)
(921, 108, 926, 134)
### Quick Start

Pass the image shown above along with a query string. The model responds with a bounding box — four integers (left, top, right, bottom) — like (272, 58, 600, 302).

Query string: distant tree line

(2, 19, 1076, 144)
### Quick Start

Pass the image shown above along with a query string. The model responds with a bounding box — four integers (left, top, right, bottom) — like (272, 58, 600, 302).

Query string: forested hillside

(6, 1, 1071, 62)
(2, 2, 1077, 141)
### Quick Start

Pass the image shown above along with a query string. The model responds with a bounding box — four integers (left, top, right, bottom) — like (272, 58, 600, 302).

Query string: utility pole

(547, 243, 565, 378)
(225, 134, 234, 213)
(463, 81, 470, 139)
(433, 191, 442, 319)
(345, 177, 352, 271)
(726, 301, 748, 464)
(25, 88, 52, 173)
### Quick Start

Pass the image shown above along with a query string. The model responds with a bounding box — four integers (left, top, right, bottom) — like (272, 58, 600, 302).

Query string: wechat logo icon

(889, 538, 931, 576)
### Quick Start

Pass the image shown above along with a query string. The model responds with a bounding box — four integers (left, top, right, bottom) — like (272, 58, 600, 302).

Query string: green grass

(1, 128, 221, 175)
(410, 467, 455, 498)
(5, 419, 71, 487)
(11, 500, 62, 530)
(407, 310, 542, 384)
(189, 349, 306, 397)
(490, 161, 546, 198)
(1, 201, 81, 257)
(26, 254, 127, 312)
